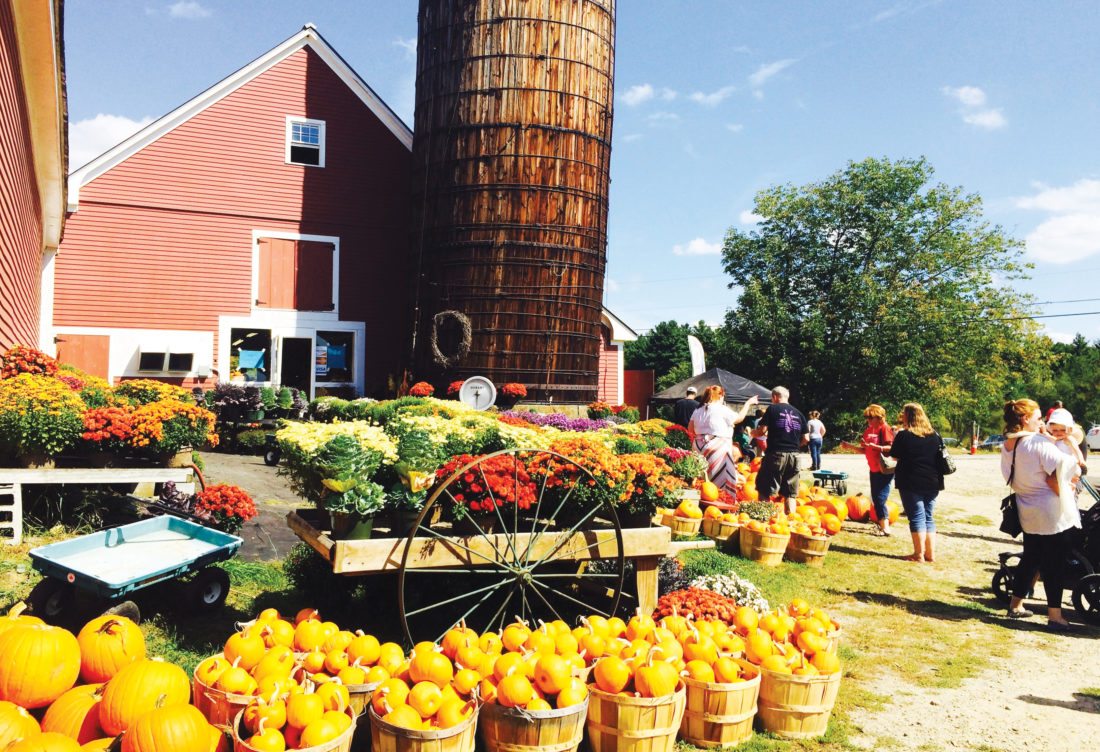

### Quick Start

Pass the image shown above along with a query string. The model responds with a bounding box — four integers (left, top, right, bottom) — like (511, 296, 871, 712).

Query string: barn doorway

(279, 337, 313, 395)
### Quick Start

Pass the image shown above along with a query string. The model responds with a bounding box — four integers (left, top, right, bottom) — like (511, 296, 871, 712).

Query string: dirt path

(817, 452, 1100, 751)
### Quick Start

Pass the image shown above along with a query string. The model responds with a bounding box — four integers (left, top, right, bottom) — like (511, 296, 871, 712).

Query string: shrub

(0, 374, 86, 457)
(193, 483, 257, 535)
(259, 387, 277, 412)
(308, 396, 350, 423)
(113, 379, 191, 406)
(0, 344, 59, 379)
(277, 386, 294, 411)
(210, 383, 262, 419)
(341, 398, 378, 421)
(613, 436, 648, 455)
(235, 429, 268, 452)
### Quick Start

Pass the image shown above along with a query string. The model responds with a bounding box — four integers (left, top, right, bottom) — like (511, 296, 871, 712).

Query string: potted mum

(193, 483, 258, 535)
(81, 405, 137, 465)
(495, 382, 527, 409)
(130, 399, 219, 466)
(0, 373, 86, 467)
(618, 453, 686, 526)
(409, 381, 435, 397)
(435, 452, 536, 534)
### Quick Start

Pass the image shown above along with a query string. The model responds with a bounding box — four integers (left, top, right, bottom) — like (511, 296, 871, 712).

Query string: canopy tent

(651, 368, 771, 405)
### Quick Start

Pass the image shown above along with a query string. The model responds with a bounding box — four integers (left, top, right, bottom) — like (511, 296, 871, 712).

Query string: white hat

(686, 386, 697, 395)
(1047, 408, 1074, 427)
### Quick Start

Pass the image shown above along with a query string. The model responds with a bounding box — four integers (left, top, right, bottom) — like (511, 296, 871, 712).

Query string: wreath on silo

(431, 310, 472, 368)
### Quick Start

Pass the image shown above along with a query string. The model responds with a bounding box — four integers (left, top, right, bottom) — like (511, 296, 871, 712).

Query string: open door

(279, 337, 313, 395)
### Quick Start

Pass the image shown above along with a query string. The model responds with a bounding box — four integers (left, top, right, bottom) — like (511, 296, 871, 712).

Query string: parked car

(978, 434, 1006, 450)
(1087, 424, 1100, 452)
(942, 437, 959, 447)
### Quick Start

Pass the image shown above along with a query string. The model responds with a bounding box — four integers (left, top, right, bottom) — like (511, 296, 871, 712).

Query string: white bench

(0, 467, 194, 545)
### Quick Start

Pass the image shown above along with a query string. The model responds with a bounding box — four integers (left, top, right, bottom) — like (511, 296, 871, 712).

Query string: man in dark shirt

(751, 386, 808, 511)
(673, 387, 699, 428)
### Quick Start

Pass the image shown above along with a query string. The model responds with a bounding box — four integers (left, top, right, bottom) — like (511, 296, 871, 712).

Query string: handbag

(999, 441, 1022, 538)
(936, 433, 957, 475)
(877, 427, 896, 474)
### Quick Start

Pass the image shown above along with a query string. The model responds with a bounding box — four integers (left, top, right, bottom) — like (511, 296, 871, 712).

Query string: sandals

(1006, 608, 1034, 619)
(1047, 621, 1077, 632)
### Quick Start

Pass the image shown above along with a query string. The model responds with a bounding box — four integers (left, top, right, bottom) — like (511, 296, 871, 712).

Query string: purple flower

(500, 411, 613, 432)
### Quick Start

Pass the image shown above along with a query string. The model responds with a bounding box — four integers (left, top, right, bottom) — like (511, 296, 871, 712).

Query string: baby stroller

(992, 478, 1100, 624)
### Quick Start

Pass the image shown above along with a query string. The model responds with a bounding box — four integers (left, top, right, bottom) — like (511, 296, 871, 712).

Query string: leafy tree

(720, 156, 1050, 436)
(625, 320, 690, 377)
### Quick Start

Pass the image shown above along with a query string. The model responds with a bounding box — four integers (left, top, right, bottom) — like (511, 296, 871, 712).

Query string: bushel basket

(738, 527, 790, 566)
(679, 673, 760, 748)
(369, 704, 478, 752)
(479, 696, 587, 752)
(586, 683, 686, 752)
(756, 667, 841, 739)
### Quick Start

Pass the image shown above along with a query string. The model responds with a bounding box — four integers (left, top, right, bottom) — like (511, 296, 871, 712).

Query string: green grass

(1080, 687, 1100, 699)
(956, 514, 994, 526)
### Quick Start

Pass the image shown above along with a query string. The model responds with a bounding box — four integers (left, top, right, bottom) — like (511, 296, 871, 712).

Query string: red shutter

(295, 241, 335, 311)
(257, 238, 296, 308)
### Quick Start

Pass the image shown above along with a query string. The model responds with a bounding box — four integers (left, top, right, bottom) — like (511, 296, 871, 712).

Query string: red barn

(54, 25, 412, 396)
(0, 0, 66, 351)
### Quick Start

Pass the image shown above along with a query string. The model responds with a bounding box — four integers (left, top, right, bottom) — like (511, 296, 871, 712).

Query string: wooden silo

(411, 0, 616, 402)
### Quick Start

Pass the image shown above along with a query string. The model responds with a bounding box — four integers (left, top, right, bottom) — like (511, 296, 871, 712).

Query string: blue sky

(65, 1, 1100, 341)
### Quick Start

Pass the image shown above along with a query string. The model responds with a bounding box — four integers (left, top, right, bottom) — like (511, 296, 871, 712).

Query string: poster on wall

(315, 345, 328, 377)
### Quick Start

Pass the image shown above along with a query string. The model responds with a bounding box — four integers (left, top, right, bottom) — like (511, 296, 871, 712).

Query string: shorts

(755, 451, 801, 499)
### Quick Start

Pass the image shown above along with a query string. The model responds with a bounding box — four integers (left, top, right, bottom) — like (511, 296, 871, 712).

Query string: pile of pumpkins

(0, 609, 223, 752)
(197, 608, 374, 750)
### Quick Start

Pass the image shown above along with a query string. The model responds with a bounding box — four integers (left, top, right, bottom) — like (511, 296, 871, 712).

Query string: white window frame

(285, 116, 326, 168)
(251, 230, 340, 317)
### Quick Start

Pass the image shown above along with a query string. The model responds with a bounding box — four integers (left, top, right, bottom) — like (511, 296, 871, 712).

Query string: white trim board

(68, 24, 413, 211)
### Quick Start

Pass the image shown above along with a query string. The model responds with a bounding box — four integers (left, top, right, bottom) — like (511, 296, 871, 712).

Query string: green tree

(720, 156, 1050, 435)
(624, 320, 690, 377)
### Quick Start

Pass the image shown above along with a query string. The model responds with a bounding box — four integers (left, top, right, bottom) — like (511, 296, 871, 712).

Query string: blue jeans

(808, 438, 822, 469)
(899, 490, 936, 532)
(869, 471, 893, 523)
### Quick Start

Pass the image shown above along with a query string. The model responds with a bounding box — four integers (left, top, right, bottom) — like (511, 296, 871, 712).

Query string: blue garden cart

(24, 515, 242, 622)
(812, 469, 849, 495)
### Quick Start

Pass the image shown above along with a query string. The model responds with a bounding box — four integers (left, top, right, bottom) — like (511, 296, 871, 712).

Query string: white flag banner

(687, 335, 706, 376)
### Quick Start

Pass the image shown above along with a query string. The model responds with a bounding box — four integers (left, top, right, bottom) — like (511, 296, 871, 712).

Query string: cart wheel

(1072, 573, 1100, 624)
(25, 579, 77, 622)
(398, 449, 626, 644)
(263, 449, 280, 467)
(991, 567, 1014, 604)
(102, 600, 141, 624)
(835, 481, 847, 495)
(189, 568, 230, 611)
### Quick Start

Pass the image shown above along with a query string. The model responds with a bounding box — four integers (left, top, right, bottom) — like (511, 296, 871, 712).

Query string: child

(1044, 408, 1086, 510)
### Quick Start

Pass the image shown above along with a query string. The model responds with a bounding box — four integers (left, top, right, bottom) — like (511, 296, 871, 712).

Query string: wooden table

(0, 467, 194, 546)
(287, 508, 712, 615)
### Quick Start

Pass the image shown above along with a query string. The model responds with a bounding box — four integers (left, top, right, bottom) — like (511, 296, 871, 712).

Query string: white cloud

(605, 278, 620, 293)
(69, 114, 154, 170)
(942, 85, 987, 107)
(659, 88, 678, 101)
(168, 1, 211, 19)
(1017, 179, 1100, 214)
(646, 111, 680, 126)
(394, 37, 417, 57)
(873, 5, 906, 22)
(725, 123, 744, 134)
(1024, 214, 1100, 264)
(748, 59, 796, 89)
(688, 85, 736, 107)
(621, 133, 643, 143)
(731, 45, 752, 54)
(672, 237, 721, 256)
(962, 109, 1007, 130)
(1044, 329, 1077, 344)
(739, 210, 764, 225)
(622, 84, 655, 106)
(942, 85, 1007, 130)
(1016, 179, 1100, 263)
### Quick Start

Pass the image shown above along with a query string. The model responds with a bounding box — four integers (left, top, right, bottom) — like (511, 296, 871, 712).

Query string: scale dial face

(458, 376, 497, 411)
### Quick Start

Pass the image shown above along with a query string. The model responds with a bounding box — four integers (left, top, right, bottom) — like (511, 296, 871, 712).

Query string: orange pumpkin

(99, 660, 190, 736)
(120, 704, 209, 752)
(845, 494, 870, 522)
(0, 612, 44, 638)
(821, 513, 842, 535)
(408, 649, 453, 688)
(76, 617, 146, 684)
(868, 499, 901, 525)
(700, 481, 720, 502)
(79, 739, 116, 751)
(41, 684, 106, 743)
(0, 624, 82, 709)
(6, 732, 82, 752)
(0, 700, 41, 747)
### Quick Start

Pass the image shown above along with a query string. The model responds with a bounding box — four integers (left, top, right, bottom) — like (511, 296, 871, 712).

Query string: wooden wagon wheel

(398, 448, 626, 644)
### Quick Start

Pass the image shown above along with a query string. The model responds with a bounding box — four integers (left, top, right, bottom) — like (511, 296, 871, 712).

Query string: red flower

(446, 380, 466, 396)
(409, 381, 435, 397)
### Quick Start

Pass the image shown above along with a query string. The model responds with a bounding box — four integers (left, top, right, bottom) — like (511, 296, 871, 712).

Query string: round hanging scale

(458, 376, 496, 411)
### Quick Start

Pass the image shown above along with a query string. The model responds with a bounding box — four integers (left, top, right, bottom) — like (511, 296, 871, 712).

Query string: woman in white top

(688, 386, 758, 493)
(1001, 398, 1081, 630)
(806, 410, 826, 471)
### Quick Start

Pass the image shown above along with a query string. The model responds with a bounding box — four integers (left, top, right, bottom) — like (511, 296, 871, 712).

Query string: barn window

(315, 331, 354, 384)
(286, 117, 325, 167)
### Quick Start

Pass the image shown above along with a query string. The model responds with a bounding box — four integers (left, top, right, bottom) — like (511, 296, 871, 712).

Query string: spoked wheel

(1072, 573, 1100, 624)
(991, 568, 1014, 604)
(398, 449, 626, 644)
